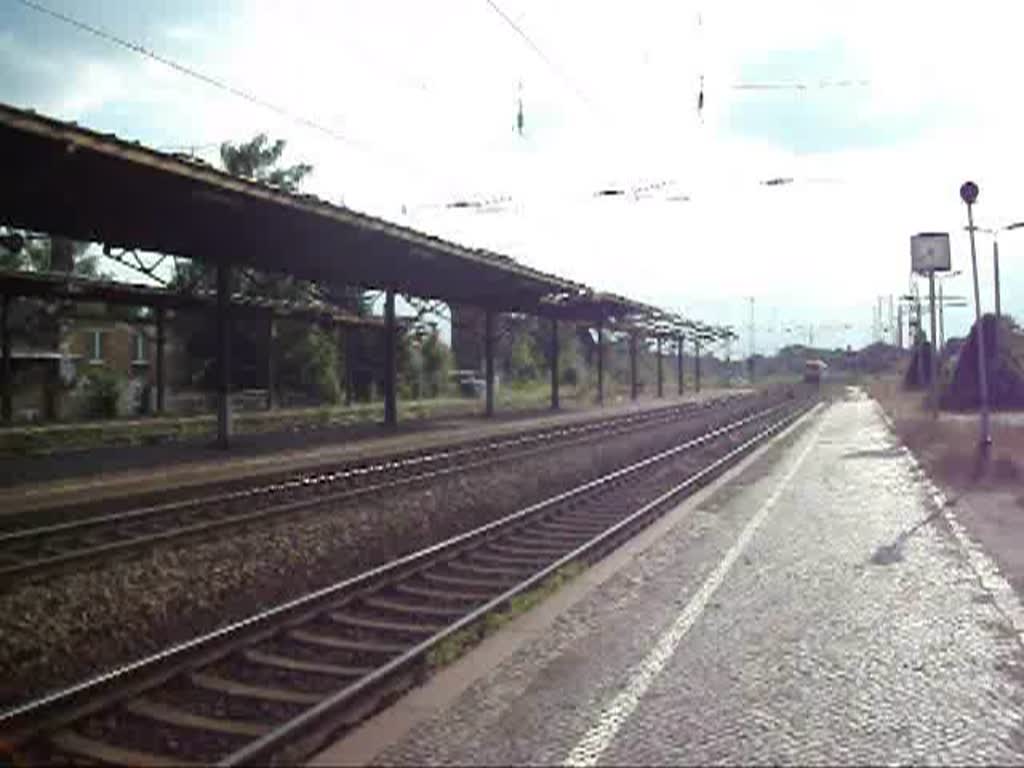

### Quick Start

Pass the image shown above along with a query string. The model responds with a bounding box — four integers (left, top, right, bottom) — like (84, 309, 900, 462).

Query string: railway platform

(0, 389, 741, 518)
(319, 388, 1024, 766)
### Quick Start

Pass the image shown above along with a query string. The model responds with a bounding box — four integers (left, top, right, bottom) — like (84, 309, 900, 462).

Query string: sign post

(910, 232, 951, 418)
(928, 270, 938, 417)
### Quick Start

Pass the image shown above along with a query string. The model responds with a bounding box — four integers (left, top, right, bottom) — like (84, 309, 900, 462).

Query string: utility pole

(888, 295, 895, 344)
(914, 281, 925, 386)
(938, 281, 945, 352)
(748, 297, 755, 383)
(994, 237, 1002, 321)
(993, 236, 1002, 365)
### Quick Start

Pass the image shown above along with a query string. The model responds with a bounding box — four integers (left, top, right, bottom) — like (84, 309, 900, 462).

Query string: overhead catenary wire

(15, 0, 361, 148)
(19, 0, 858, 237)
(13, 0, 460, 188)
(479, 0, 699, 200)
(732, 79, 871, 90)
(480, 0, 600, 114)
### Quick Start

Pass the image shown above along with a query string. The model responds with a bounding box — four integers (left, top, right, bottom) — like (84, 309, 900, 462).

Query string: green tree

(0, 229, 104, 277)
(396, 330, 418, 399)
(295, 326, 342, 404)
(557, 322, 584, 386)
(420, 326, 452, 397)
(165, 134, 367, 405)
(510, 328, 543, 382)
(169, 133, 314, 295)
(219, 134, 312, 191)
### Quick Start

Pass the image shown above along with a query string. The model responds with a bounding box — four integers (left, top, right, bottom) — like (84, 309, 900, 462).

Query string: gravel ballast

(0, 392, 789, 707)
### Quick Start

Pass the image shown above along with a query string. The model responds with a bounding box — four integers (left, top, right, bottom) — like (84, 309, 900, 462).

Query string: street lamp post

(965, 220, 1024, 370)
(913, 280, 925, 386)
(994, 237, 1002, 320)
(960, 181, 992, 456)
(990, 221, 1024, 321)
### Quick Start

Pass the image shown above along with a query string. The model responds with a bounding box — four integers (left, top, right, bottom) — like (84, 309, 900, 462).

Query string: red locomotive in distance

(804, 359, 828, 386)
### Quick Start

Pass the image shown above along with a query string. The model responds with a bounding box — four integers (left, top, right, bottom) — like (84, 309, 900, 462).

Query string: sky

(2, 0, 1024, 354)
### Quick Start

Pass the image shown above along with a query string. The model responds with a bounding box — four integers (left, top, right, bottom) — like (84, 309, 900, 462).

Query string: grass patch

(426, 561, 586, 670)
(867, 374, 1024, 491)
(0, 398, 467, 458)
(0, 385, 595, 459)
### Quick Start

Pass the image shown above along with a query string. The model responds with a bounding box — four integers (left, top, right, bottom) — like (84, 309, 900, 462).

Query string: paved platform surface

(0, 390, 739, 516)
(326, 389, 1024, 766)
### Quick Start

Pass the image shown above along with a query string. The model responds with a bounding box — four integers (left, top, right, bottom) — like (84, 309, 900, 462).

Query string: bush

(81, 367, 123, 419)
(941, 314, 1024, 410)
(510, 330, 543, 382)
(298, 327, 342, 404)
(420, 329, 452, 398)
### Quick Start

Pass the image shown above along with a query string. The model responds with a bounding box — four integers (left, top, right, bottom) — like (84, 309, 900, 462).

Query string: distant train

(804, 359, 828, 385)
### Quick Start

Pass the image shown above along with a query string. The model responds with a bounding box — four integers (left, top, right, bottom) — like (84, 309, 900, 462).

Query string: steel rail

(0, 401, 787, 728)
(224, 400, 821, 765)
(0, 397, 819, 767)
(1, 397, 732, 542)
(0, 398, 741, 582)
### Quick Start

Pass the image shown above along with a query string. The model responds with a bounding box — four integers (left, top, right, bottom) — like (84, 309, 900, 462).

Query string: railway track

(0, 394, 750, 583)
(0, 394, 821, 767)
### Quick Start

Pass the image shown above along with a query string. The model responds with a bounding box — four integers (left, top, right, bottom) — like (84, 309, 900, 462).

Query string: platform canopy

(0, 103, 587, 313)
(688, 320, 733, 343)
(0, 269, 383, 329)
(539, 291, 658, 326)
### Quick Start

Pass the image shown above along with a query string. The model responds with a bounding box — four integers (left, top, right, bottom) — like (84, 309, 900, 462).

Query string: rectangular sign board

(911, 232, 951, 273)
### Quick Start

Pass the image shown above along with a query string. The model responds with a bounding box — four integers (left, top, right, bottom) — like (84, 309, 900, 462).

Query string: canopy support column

(676, 335, 684, 396)
(630, 332, 638, 401)
(383, 289, 397, 427)
(656, 336, 663, 398)
(485, 309, 496, 417)
(265, 311, 277, 411)
(695, 337, 702, 393)
(344, 326, 354, 406)
(155, 306, 166, 415)
(216, 263, 232, 449)
(1, 294, 11, 424)
(550, 317, 559, 411)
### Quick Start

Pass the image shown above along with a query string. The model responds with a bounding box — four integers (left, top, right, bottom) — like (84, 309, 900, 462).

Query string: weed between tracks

(427, 562, 586, 669)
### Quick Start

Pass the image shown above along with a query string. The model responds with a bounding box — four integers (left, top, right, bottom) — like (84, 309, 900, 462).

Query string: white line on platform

(563, 412, 828, 768)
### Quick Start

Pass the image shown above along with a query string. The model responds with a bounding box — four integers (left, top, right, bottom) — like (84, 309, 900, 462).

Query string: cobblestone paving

(375, 392, 1024, 766)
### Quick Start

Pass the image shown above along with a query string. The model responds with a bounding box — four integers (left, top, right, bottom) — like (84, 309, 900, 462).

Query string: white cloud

(4, 0, 1024, 350)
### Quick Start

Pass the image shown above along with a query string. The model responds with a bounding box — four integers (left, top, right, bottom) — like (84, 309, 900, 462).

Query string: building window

(134, 331, 148, 364)
(90, 330, 104, 362)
